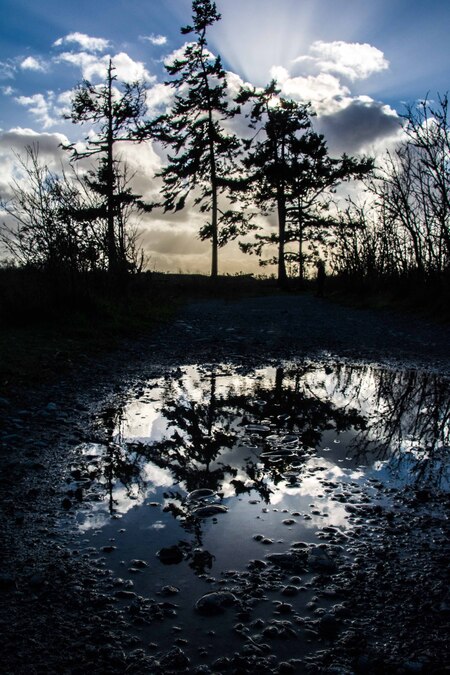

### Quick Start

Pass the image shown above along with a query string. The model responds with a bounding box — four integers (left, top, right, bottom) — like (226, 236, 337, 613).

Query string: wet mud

(1, 295, 449, 673)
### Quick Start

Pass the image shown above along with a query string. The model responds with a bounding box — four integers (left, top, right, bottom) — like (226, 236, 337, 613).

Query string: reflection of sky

(76, 483, 146, 531)
(72, 362, 449, 535)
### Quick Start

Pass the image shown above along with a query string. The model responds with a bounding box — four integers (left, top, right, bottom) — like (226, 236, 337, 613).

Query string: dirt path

(0, 294, 449, 674)
(174, 294, 450, 369)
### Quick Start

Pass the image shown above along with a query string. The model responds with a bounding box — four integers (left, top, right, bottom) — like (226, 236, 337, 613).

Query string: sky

(0, 0, 449, 274)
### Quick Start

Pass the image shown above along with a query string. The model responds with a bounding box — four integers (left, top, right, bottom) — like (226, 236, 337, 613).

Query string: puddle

(62, 361, 450, 669)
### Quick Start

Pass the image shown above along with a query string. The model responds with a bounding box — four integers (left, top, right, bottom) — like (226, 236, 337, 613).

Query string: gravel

(0, 293, 449, 674)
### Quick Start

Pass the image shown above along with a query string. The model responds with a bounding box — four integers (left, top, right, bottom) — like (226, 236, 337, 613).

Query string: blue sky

(1, 0, 449, 130)
(0, 0, 449, 273)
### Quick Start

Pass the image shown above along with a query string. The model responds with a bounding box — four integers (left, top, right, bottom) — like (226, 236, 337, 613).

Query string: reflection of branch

(344, 369, 449, 488)
(88, 362, 449, 532)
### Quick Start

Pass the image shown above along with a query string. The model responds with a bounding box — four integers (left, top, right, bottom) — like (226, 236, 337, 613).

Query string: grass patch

(0, 270, 285, 389)
(326, 275, 450, 323)
(2, 267, 447, 391)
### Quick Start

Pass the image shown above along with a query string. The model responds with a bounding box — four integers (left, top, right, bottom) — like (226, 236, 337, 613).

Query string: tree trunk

(276, 137, 287, 286)
(211, 179, 218, 277)
(298, 213, 304, 283)
(277, 182, 287, 286)
(105, 60, 118, 277)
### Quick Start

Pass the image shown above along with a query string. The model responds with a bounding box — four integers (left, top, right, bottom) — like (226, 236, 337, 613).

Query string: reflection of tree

(148, 369, 239, 492)
(245, 365, 366, 445)
(340, 367, 450, 488)
(86, 363, 449, 534)
(78, 405, 148, 513)
(128, 364, 370, 571)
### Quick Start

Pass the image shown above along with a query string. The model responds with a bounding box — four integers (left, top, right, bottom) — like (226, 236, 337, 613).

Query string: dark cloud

(316, 98, 402, 154)
(0, 128, 68, 158)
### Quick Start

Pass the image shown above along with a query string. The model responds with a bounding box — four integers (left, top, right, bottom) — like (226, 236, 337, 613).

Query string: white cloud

(294, 41, 389, 82)
(1, 86, 15, 96)
(0, 126, 69, 155)
(53, 89, 75, 118)
(163, 42, 215, 69)
(163, 44, 191, 68)
(145, 82, 174, 116)
(265, 43, 396, 154)
(53, 32, 110, 53)
(57, 51, 155, 84)
(141, 34, 168, 46)
(0, 60, 15, 80)
(112, 52, 155, 84)
(0, 127, 70, 199)
(15, 93, 58, 129)
(273, 70, 350, 113)
(115, 140, 163, 201)
(20, 56, 47, 73)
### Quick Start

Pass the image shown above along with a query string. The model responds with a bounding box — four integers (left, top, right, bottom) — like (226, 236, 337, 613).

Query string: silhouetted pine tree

(64, 60, 147, 276)
(237, 81, 373, 284)
(237, 82, 310, 285)
(149, 0, 244, 277)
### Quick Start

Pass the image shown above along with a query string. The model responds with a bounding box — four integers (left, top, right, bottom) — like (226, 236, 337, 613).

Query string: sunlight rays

(210, 0, 313, 85)
(210, 0, 379, 86)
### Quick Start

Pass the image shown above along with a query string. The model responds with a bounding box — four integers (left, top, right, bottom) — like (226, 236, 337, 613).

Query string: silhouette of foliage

(145, 0, 249, 276)
(64, 61, 148, 277)
(0, 145, 105, 277)
(237, 81, 372, 284)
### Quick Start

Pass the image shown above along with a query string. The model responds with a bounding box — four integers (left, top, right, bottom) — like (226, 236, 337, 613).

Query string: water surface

(63, 361, 449, 666)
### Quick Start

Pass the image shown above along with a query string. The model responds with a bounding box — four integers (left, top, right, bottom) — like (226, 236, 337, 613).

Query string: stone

(114, 590, 137, 599)
(0, 574, 15, 590)
(187, 488, 216, 500)
(308, 547, 338, 573)
(102, 546, 117, 553)
(129, 559, 148, 569)
(157, 545, 184, 564)
(195, 591, 237, 615)
(266, 551, 307, 572)
(245, 424, 271, 433)
(160, 585, 180, 596)
(159, 647, 190, 670)
(192, 505, 228, 518)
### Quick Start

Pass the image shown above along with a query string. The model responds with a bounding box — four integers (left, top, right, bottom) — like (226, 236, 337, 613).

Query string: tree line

(1, 0, 449, 293)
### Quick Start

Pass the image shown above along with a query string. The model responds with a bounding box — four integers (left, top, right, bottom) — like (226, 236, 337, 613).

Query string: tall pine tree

(64, 60, 147, 277)
(238, 82, 373, 283)
(150, 0, 243, 277)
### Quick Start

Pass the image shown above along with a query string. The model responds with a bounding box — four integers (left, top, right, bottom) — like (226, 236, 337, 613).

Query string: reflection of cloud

(147, 521, 166, 529)
(77, 485, 144, 532)
(142, 464, 174, 488)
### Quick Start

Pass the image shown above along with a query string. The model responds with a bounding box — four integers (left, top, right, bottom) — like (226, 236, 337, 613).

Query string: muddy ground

(0, 293, 449, 674)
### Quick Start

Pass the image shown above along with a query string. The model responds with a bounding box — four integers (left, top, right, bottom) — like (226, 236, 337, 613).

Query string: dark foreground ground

(0, 294, 449, 674)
